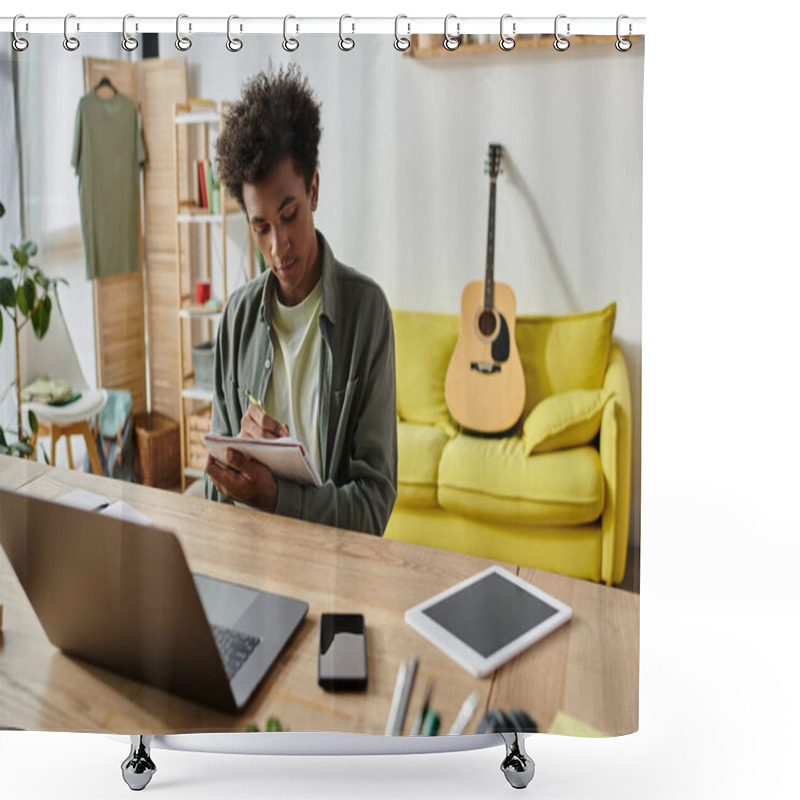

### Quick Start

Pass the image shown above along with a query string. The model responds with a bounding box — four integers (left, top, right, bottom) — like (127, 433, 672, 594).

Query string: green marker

(421, 708, 440, 736)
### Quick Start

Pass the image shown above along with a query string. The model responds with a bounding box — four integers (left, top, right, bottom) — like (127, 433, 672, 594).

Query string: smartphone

(318, 613, 368, 691)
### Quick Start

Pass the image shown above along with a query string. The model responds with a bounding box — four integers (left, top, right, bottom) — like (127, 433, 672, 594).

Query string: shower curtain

(0, 16, 643, 795)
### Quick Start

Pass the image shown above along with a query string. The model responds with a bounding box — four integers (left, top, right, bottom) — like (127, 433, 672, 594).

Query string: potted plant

(0, 200, 66, 459)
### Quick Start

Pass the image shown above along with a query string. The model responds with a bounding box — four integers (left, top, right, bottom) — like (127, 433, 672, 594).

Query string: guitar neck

(484, 176, 497, 311)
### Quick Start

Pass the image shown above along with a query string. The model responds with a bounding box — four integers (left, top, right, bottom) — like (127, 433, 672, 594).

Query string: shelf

(179, 302, 223, 319)
(175, 110, 219, 126)
(176, 203, 243, 224)
(408, 33, 642, 59)
(182, 385, 214, 402)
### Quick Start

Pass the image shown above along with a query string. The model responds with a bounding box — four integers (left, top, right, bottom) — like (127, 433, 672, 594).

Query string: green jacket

(204, 231, 397, 536)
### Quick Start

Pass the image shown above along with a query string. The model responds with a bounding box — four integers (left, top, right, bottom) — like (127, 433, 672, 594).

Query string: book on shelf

(195, 159, 220, 212)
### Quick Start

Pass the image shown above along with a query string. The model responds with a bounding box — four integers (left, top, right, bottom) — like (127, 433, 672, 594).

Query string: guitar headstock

(485, 143, 503, 179)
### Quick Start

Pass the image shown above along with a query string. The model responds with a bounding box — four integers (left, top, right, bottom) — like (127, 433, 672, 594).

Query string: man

(204, 66, 397, 537)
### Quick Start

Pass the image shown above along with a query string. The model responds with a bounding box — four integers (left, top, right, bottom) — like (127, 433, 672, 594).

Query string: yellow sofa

(385, 303, 632, 586)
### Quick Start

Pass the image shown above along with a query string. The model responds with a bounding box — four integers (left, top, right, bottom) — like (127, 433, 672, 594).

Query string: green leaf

(0, 201, 5, 217)
(33, 296, 51, 339)
(0, 277, 15, 308)
(0, 426, 6, 447)
(265, 716, 283, 732)
(41, 445, 50, 465)
(0, 445, 9, 456)
(0, 254, 8, 266)
(12, 245, 29, 268)
(28, 409, 39, 435)
(11, 441, 33, 456)
(17, 278, 35, 316)
(33, 270, 48, 288)
(21, 240, 38, 257)
(244, 723, 259, 733)
(16, 284, 29, 314)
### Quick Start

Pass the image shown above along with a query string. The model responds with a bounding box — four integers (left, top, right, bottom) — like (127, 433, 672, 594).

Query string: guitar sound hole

(478, 310, 496, 338)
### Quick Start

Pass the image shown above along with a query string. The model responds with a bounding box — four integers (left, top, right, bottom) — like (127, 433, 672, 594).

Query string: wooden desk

(0, 457, 638, 737)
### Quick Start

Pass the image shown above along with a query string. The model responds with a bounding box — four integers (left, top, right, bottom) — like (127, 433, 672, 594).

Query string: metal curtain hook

(553, 14, 570, 51)
(122, 14, 139, 51)
(339, 15, 355, 51)
(226, 15, 243, 52)
(12, 14, 29, 52)
(63, 13, 80, 51)
(616, 14, 632, 51)
(499, 14, 516, 51)
(443, 14, 460, 51)
(175, 14, 192, 51)
(394, 14, 411, 52)
(283, 15, 299, 51)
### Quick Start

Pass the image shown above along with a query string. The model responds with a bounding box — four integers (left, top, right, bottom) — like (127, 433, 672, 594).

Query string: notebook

(205, 434, 322, 486)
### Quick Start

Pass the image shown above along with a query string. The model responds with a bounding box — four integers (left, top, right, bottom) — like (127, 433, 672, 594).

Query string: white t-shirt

(264, 280, 323, 478)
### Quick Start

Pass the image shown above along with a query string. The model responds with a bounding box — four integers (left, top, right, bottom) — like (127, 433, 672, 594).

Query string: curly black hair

(216, 65, 322, 209)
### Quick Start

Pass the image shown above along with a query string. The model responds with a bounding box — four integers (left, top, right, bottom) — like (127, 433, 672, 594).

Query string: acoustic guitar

(445, 144, 526, 434)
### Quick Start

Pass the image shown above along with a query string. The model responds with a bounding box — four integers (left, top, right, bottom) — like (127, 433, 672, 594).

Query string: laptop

(0, 487, 308, 713)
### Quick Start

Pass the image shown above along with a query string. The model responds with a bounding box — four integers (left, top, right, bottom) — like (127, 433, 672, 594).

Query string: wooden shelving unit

(407, 33, 642, 58)
(172, 102, 254, 490)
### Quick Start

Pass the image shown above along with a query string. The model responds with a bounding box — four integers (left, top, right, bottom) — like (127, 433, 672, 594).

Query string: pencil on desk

(385, 660, 407, 736)
(395, 657, 417, 735)
(447, 690, 480, 735)
(410, 679, 434, 736)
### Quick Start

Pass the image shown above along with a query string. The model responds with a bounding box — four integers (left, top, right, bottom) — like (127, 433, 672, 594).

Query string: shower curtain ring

(122, 15, 139, 51)
(443, 14, 460, 51)
(283, 15, 299, 51)
(553, 14, 570, 51)
(175, 14, 192, 51)
(12, 14, 29, 52)
(394, 15, 411, 52)
(339, 15, 355, 51)
(226, 15, 243, 52)
(499, 14, 516, 51)
(616, 15, 632, 51)
(63, 14, 80, 51)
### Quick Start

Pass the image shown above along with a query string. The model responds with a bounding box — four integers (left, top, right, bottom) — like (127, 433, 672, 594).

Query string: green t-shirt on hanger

(71, 91, 146, 280)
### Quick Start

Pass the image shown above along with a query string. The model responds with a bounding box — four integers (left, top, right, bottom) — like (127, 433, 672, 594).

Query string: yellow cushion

(523, 388, 611, 455)
(392, 310, 458, 435)
(397, 421, 452, 508)
(516, 303, 616, 413)
(437, 434, 604, 526)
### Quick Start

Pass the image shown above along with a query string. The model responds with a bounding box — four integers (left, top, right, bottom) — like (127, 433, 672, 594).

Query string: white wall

(165, 34, 644, 544)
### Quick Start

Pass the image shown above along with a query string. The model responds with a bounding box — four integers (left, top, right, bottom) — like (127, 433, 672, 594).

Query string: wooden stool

(31, 420, 104, 476)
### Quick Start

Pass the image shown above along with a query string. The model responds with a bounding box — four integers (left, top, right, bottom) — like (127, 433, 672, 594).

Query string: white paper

(204, 435, 322, 487)
(56, 488, 110, 512)
(57, 490, 153, 526)
(99, 501, 154, 527)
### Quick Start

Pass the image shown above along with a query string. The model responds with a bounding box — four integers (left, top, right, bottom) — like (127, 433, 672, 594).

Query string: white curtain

(0, 38, 23, 432)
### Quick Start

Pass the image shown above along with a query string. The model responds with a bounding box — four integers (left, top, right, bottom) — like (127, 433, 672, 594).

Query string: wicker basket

(188, 412, 212, 471)
(134, 412, 181, 488)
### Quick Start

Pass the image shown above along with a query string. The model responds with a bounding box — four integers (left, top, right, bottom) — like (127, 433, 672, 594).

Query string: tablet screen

(421, 571, 560, 658)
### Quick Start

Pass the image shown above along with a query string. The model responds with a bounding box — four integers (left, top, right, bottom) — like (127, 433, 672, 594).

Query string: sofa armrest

(599, 344, 633, 585)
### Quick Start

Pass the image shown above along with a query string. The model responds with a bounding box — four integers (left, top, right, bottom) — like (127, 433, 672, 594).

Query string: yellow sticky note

(547, 711, 608, 738)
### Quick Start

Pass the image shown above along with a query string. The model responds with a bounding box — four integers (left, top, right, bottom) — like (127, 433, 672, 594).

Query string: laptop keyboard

(211, 624, 262, 680)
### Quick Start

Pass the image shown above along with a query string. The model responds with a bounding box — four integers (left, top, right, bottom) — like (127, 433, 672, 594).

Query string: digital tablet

(405, 566, 573, 677)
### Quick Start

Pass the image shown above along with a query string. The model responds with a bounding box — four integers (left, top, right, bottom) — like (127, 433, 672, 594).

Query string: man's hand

(240, 403, 290, 440)
(205, 450, 279, 512)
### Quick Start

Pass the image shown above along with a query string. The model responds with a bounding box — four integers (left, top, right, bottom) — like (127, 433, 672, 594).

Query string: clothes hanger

(93, 76, 118, 95)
